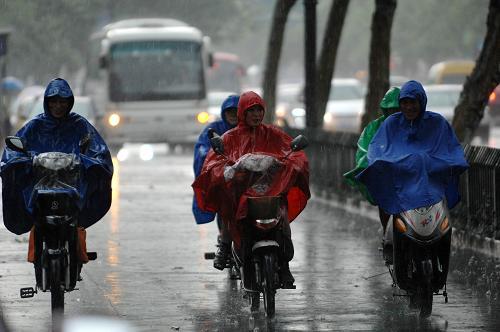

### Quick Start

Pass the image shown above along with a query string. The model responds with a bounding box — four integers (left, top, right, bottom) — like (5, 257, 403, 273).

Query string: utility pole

(304, 0, 317, 128)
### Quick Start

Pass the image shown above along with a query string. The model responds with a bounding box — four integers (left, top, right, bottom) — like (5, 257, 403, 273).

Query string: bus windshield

(109, 40, 205, 102)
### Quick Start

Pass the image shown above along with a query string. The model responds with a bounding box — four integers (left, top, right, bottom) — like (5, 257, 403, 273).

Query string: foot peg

(204, 252, 216, 260)
(87, 252, 97, 261)
(281, 283, 296, 289)
(20, 287, 36, 298)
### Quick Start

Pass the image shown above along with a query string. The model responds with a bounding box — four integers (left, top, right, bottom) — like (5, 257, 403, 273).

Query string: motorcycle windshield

(32, 152, 81, 194)
(224, 153, 283, 194)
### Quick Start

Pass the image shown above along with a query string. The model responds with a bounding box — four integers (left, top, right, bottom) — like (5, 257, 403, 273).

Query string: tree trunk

(262, 0, 298, 124)
(360, 0, 397, 131)
(452, 0, 500, 143)
(314, 0, 350, 129)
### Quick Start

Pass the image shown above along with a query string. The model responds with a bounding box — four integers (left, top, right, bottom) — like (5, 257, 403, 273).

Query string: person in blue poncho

(357, 80, 468, 218)
(1, 78, 113, 265)
(192, 94, 239, 268)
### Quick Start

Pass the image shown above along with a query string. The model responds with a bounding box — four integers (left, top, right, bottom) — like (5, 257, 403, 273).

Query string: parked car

(27, 96, 102, 128)
(425, 84, 490, 143)
(323, 78, 365, 133)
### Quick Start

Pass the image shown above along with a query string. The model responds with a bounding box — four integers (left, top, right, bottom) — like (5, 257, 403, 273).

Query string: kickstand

(443, 283, 448, 303)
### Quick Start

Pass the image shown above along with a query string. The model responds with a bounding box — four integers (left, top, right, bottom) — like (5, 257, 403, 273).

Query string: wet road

(1, 148, 500, 331)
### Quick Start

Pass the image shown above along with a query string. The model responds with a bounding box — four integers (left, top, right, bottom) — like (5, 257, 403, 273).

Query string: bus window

(109, 41, 205, 101)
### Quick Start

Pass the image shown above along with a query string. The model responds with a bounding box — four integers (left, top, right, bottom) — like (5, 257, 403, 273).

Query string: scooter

(208, 132, 308, 318)
(385, 199, 451, 318)
(5, 136, 97, 319)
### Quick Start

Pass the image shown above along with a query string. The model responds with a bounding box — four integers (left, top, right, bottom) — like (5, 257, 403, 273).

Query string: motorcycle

(5, 136, 97, 318)
(208, 132, 308, 318)
(385, 199, 451, 318)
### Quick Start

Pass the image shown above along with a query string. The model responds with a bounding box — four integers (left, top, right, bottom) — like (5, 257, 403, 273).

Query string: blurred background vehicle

(389, 75, 410, 87)
(425, 84, 490, 144)
(26, 95, 101, 128)
(322, 78, 364, 133)
(427, 60, 474, 85)
(206, 90, 239, 122)
(274, 78, 365, 132)
(82, 18, 213, 148)
(207, 52, 246, 93)
(9, 85, 44, 132)
(274, 82, 304, 129)
(487, 84, 500, 125)
(0, 76, 24, 137)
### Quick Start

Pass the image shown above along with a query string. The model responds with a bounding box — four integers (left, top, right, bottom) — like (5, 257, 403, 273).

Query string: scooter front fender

(252, 240, 279, 253)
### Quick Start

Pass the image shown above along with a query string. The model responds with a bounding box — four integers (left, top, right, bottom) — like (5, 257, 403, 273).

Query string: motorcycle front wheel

(418, 282, 433, 318)
(50, 258, 64, 315)
(262, 254, 276, 318)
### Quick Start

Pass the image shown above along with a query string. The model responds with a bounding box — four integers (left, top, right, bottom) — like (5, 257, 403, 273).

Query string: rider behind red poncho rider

(192, 91, 310, 286)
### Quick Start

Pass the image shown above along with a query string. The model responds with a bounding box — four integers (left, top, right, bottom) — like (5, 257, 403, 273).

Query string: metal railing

(288, 128, 500, 240)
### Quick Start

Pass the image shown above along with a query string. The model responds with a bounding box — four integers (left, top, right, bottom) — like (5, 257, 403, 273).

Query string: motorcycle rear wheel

(262, 254, 276, 318)
(50, 258, 65, 315)
(250, 292, 260, 312)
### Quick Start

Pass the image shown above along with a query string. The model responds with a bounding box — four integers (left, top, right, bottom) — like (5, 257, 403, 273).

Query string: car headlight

(275, 105, 287, 118)
(108, 113, 120, 127)
(323, 112, 333, 123)
(197, 111, 210, 124)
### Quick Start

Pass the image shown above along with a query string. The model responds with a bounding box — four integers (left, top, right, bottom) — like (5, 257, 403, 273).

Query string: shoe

(213, 242, 230, 270)
(280, 262, 296, 289)
(77, 264, 83, 281)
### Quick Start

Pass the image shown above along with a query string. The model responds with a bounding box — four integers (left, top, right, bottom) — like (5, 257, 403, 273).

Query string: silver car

(323, 78, 365, 133)
(425, 84, 490, 144)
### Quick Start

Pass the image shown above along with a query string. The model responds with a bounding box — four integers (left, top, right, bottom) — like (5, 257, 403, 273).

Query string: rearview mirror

(290, 135, 308, 152)
(5, 136, 27, 154)
(208, 128, 224, 155)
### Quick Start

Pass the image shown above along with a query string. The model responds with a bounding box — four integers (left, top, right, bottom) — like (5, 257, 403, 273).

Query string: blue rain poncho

(192, 94, 239, 224)
(357, 80, 468, 214)
(1, 78, 113, 234)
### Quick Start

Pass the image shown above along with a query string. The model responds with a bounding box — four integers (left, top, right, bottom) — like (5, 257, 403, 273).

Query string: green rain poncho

(343, 87, 400, 204)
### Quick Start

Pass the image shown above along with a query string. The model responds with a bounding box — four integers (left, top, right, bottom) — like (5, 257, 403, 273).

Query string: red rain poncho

(192, 91, 310, 246)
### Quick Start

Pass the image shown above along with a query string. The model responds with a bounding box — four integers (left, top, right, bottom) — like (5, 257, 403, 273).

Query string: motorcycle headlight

(394, 217, 407, 233)
(439, 217, 450, 232)
(254, 218, 279, 231)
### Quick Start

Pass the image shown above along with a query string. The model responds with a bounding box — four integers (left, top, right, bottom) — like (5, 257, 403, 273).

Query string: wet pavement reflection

(1, 152, 500, 331)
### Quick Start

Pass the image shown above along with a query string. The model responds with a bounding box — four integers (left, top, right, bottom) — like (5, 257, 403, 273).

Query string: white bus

(83, 18, 213, 147)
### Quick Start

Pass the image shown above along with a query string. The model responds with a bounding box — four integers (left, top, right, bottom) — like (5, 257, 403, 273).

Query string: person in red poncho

(192, 91, 310, 286)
